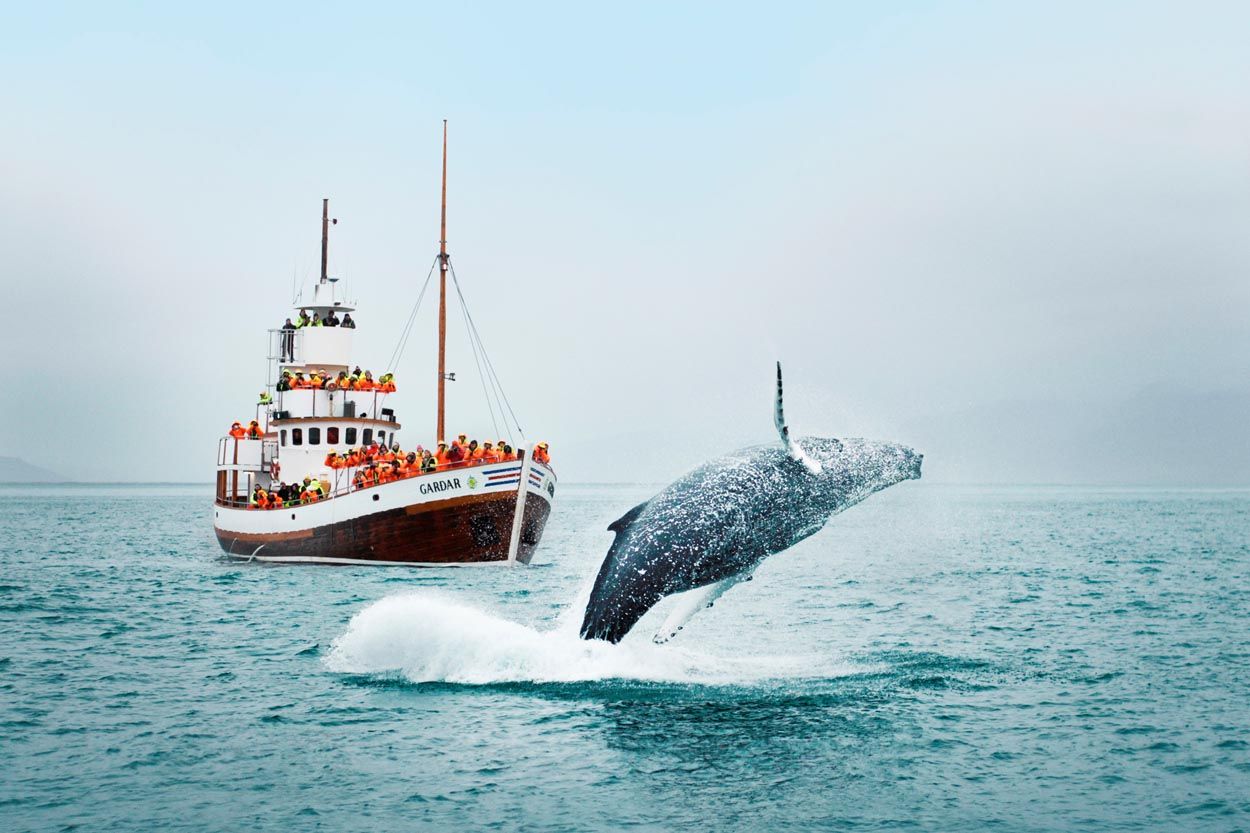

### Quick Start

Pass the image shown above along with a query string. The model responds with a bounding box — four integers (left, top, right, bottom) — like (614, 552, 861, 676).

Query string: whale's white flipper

(774, 362, 822, 474)
(653, 574, 748, 644)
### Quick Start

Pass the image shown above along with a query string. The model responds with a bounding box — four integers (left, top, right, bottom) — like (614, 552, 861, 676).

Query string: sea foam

(324, 592, 863, 686)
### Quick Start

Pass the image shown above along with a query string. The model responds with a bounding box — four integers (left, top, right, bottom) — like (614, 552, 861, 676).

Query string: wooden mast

(436, 121, 449, 443)
(320, 198, 330, 283)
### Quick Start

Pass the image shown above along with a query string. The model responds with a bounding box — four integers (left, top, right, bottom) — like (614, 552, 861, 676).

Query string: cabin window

(327, 427, 340, 445)
(345, 427, 358, 445)
(292, 428, 303, 446)
(280, 430, 287, 447)
(378, 431, 386, 446)
(309, 427, 321, 446)
(363, 428, 373, 445)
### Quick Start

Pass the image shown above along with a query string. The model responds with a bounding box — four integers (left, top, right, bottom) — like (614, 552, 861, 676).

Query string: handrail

(221, 455, 552, 510)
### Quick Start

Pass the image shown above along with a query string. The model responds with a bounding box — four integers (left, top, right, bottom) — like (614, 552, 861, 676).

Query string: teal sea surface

(1, 483, 1248, 831)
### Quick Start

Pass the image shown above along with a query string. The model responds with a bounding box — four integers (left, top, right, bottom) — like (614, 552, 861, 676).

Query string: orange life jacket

(229, 425, 246, 439)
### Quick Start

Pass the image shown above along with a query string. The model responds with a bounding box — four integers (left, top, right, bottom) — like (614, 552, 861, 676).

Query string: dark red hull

(215, 491, 552, 565)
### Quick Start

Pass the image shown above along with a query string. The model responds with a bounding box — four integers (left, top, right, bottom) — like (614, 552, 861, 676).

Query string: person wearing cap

(481, 441, 499, 464)
(533, 441, 550, 465)
(324, 450, 341, 469)
(246, 420, 263, 440)
(276, 370, 293, 392)
(229, 421, 246, 439)
(434, 441, 450, 468)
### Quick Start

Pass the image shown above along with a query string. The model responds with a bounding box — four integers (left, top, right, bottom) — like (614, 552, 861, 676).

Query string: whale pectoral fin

(608, 500, 649, 534)
(653, 574, 747, 644)
(774, 361, 822, 474)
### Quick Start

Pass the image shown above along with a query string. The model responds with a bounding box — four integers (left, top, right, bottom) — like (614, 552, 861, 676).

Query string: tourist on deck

(229, 421, 246, 439)
(280, 318, 296, 361)
(258, 391, 273, 406)
(502, 444, 516, 461)
(246, 420, 263, 439)
(378, 373, 396, 393)
(324, 309, 340, 327)
(341, 313, 356, 329)
(446, 442, 465, 469)
(296, 309, 311, 328)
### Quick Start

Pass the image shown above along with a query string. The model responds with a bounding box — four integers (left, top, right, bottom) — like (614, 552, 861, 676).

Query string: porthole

(372, 494, 380, 501)
(291, 513, 296, 520)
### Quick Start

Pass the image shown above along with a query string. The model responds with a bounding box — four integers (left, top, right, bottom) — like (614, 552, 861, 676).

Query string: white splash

(325, 592, 864, 686)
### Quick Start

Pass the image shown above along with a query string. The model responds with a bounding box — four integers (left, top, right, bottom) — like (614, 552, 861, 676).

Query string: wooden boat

(213, 123, 556, 565)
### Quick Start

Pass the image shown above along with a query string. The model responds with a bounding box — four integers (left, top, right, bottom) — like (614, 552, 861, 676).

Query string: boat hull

(213, 461, 556, 566)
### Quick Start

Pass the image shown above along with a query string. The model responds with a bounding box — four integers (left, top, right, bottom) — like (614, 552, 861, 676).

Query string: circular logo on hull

(467, 475, 479, 489)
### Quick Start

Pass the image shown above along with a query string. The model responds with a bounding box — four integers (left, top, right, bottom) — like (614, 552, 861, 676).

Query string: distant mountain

(0, 456, 68, 483)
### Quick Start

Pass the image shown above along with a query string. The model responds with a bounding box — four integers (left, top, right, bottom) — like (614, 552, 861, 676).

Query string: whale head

(801, 436, 923, 490)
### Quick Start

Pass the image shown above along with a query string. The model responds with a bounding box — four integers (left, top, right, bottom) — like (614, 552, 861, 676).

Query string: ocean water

(1, 482, 1248, 832)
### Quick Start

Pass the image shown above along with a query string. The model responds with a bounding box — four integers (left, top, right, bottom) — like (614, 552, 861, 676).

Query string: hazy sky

(2, 2, 1248, 484)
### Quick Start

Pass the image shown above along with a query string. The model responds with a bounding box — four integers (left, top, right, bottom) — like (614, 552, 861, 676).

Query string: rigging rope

(385, 256, 438, 374)
(448, 264, 526, 442)
(455, 281, 502, 441)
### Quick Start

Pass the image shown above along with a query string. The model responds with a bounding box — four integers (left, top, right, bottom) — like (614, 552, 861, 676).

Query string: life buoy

(326, 381, 339, 392)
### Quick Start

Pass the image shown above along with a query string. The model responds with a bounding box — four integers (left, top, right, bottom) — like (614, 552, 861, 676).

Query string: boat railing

(219, 454, 551, 510)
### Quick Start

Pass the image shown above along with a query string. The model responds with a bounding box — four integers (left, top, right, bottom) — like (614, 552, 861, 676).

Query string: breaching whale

(579, 363, 923, 644)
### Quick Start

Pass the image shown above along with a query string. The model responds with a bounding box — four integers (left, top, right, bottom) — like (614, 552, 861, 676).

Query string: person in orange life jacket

(378, 373, 396, 393)
(299, 477, 315, 503)
(246, 420, 263, 439)
(229, 421, 246, 439)
(465, 439, 481, 463)
(434, 442, 450, 468)
(532, 441, 550, 464)
(481, 441, 499, 463)
(324, 450, 341, 469)
(502, 444, 516, 461)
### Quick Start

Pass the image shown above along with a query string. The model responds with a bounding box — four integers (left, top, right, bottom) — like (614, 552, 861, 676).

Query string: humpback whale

(579, 363, 923, 644)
